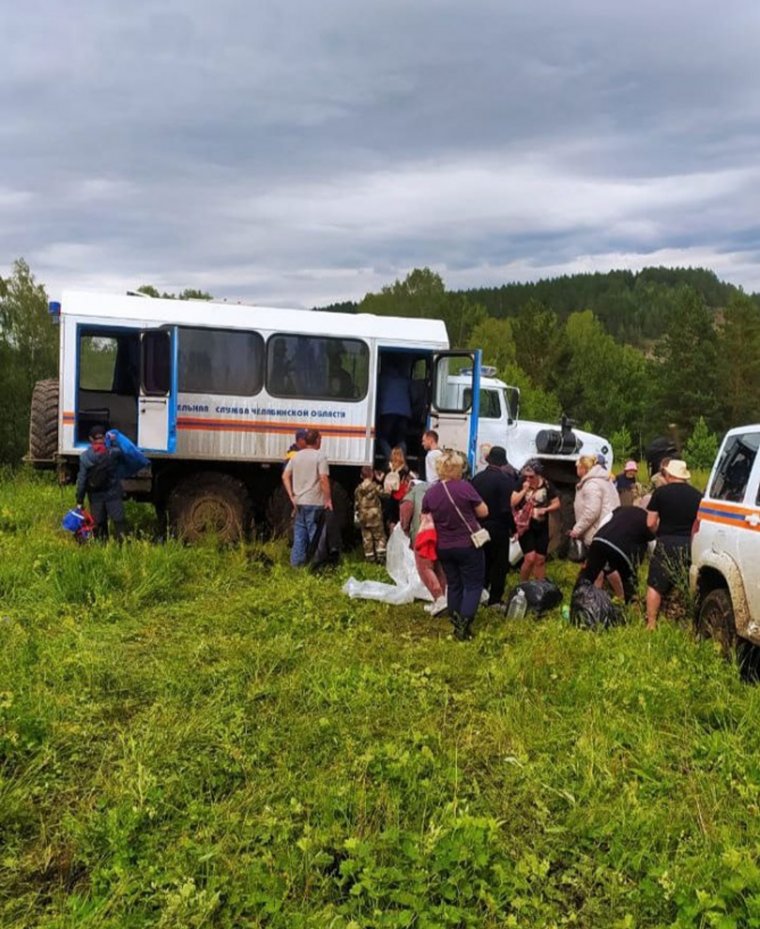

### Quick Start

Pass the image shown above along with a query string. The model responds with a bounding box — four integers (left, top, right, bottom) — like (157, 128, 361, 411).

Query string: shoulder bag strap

(441, 480, 477, 533)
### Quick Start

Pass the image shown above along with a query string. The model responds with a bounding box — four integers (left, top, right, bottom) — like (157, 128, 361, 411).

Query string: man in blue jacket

(75, 425, 126, 541)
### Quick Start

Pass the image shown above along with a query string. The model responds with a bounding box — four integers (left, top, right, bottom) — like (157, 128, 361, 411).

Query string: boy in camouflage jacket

(354, 466, 387, 562)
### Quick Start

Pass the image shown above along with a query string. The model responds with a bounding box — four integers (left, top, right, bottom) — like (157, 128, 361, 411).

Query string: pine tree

(653, 287, 719, 435)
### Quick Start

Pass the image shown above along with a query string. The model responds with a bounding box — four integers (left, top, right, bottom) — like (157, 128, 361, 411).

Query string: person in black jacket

(75, 425, 126, 541)
(471, 446, 518, 606)
(575, 504, 654, 602)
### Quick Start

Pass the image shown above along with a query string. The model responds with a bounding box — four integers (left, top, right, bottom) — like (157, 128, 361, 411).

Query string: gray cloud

(1, 0, 759, 305)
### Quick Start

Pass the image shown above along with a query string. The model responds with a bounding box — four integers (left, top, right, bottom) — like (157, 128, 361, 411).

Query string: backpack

(508, 580, 563, 616)
(86, 452, 116, 492)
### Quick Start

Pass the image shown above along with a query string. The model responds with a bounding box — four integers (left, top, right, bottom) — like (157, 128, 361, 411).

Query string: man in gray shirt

(282, 429, 333, 566)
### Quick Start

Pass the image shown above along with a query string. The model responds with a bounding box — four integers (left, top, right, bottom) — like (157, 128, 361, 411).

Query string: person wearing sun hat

(615, 459, 644, 507)
(645, 459, 702, 630)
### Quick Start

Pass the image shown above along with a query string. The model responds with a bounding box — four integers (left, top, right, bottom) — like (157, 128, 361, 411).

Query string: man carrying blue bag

(75, 425, 150, 541)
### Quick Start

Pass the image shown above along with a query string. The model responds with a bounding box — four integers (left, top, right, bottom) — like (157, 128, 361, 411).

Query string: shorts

(520, 519, 550, 557)
(579, 540, 637, 602)
(647, 537, 690, 595)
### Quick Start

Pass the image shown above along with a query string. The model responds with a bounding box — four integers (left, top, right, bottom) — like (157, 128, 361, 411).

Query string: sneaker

(423, 602, 435, 613)
(430, 595, 448, 617)
(480, 589, 489, 604)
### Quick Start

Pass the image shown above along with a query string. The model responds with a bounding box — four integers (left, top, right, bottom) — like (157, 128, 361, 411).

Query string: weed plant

(1, 472, 760, 928)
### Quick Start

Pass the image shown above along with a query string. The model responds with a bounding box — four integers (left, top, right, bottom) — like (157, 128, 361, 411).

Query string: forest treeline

(322, 265, 760, 461)
(1, 260, 759, 465)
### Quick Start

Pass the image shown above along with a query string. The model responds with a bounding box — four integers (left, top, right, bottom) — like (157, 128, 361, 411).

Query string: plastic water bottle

(506, 588, 527, 620)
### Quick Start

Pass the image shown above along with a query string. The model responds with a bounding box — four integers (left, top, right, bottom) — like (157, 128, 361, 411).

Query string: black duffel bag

(570, 580, 624, 631)
(511, 580, 563, 616)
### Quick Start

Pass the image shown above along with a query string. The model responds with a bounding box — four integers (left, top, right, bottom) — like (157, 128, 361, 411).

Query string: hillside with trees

(2, 260, 758, 465)
(319, 266, 760, 460)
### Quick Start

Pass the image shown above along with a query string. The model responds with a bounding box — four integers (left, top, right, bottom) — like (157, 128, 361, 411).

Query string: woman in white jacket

(570, 456, 621, 548)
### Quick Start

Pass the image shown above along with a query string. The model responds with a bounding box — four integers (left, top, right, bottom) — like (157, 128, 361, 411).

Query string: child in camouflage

(354, 466, 387, 562)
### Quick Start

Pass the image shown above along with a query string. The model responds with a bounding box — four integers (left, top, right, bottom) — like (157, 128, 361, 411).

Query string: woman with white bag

(422, 452, 489, 641)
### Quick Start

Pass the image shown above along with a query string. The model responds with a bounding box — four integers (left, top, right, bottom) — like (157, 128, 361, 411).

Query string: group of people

(347, 438, 703, 641)
(77, 415, 701, 640)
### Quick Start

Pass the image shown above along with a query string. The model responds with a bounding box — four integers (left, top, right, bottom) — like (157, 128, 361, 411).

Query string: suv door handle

(745, 513, 760, 527)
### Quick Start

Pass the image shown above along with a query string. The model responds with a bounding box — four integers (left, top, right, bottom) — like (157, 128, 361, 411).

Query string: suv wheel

(697, 588, 737, 656)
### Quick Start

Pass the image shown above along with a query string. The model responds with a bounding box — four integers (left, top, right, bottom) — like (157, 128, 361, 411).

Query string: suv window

(709, 432, 760, 503)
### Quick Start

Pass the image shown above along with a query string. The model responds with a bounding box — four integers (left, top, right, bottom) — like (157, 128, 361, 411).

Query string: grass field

(2, 471, 760, 928)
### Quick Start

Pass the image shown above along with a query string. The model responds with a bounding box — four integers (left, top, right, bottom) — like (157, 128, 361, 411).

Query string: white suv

(691, 425, 760, 658)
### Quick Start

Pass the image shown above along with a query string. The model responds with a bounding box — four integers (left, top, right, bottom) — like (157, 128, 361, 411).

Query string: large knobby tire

(697, 588, 737, 656)
(29, 379, 59, 461)
(265, 479, 354, 544)
(168, 472, 253, 544)
(549, 485, 575, 557)
(266, 484, 295, 541)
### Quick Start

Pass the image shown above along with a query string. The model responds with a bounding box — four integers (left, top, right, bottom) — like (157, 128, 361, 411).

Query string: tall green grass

(1, 472, 759, 928)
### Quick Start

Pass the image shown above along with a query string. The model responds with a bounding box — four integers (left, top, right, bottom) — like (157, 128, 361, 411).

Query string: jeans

(438, 546, 485, 620)
(291, 505, 324, 567)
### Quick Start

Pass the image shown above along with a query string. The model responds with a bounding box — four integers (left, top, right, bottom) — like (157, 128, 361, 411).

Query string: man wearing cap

(471, 446, 519, 606)
(645, 459, 702, 629)
(75, 424, 126, 541)
(285, 428, 308, 462)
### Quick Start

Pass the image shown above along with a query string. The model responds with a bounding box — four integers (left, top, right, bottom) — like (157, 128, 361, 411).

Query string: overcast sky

(2, 0, 759, 307)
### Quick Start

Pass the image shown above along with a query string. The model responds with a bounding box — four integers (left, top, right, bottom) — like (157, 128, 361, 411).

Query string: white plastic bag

(509, 536, 523, 565)
(342, 524, 433, 604)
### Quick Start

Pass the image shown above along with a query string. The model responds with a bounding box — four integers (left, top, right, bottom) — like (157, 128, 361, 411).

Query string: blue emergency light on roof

(48, 301, 61, 317)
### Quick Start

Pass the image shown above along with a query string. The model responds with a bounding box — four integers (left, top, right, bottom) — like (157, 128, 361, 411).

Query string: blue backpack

(106, 430, 151, 478)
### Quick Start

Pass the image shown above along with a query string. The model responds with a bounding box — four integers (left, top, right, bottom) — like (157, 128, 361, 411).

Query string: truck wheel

(266, 484, 294, 541)
(697, 588, 737, 656)
(168, 472, 252, 543)
(28, 378, 59, 462)
(265, 480, 354, 544)
(329, 481, 355, 545)
(549, 486, 575, 557)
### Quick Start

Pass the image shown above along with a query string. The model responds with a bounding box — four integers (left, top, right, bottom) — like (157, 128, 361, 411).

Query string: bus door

(429, 350, 482, 472)
(138, 327, 177, 453)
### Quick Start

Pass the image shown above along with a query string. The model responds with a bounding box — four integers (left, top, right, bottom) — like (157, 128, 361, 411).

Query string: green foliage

(457, 266, 741, 346)
(510, 299, 567, 392)
(717, 291, 760, 426)
(3, 473, 760, 927)
(468, 317, 516, 373)
(0, 260, 58, 464)
(609, 425, 635, 463)
(684, 416, 720, 471)
(137, 285, 213, 300)
(559, 310, 652, 440)
(654, 287, 720, 437)
(359, 268, 486, 346)
(501, 362, 562, 423)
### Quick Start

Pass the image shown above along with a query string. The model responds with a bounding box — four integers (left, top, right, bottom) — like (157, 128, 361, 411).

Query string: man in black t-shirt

(471, 446, 518, 605)
(576, 504, 654, 602)
(645, 459, 702, 629)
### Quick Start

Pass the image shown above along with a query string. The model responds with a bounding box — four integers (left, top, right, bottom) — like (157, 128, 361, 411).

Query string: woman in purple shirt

(422, 451, 488, 640)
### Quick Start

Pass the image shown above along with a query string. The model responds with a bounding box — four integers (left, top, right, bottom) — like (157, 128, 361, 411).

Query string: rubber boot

(451, 611, 471, 641)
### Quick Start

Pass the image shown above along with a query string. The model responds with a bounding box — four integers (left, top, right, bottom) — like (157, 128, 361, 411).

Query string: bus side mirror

(505, 387, 520, 424)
